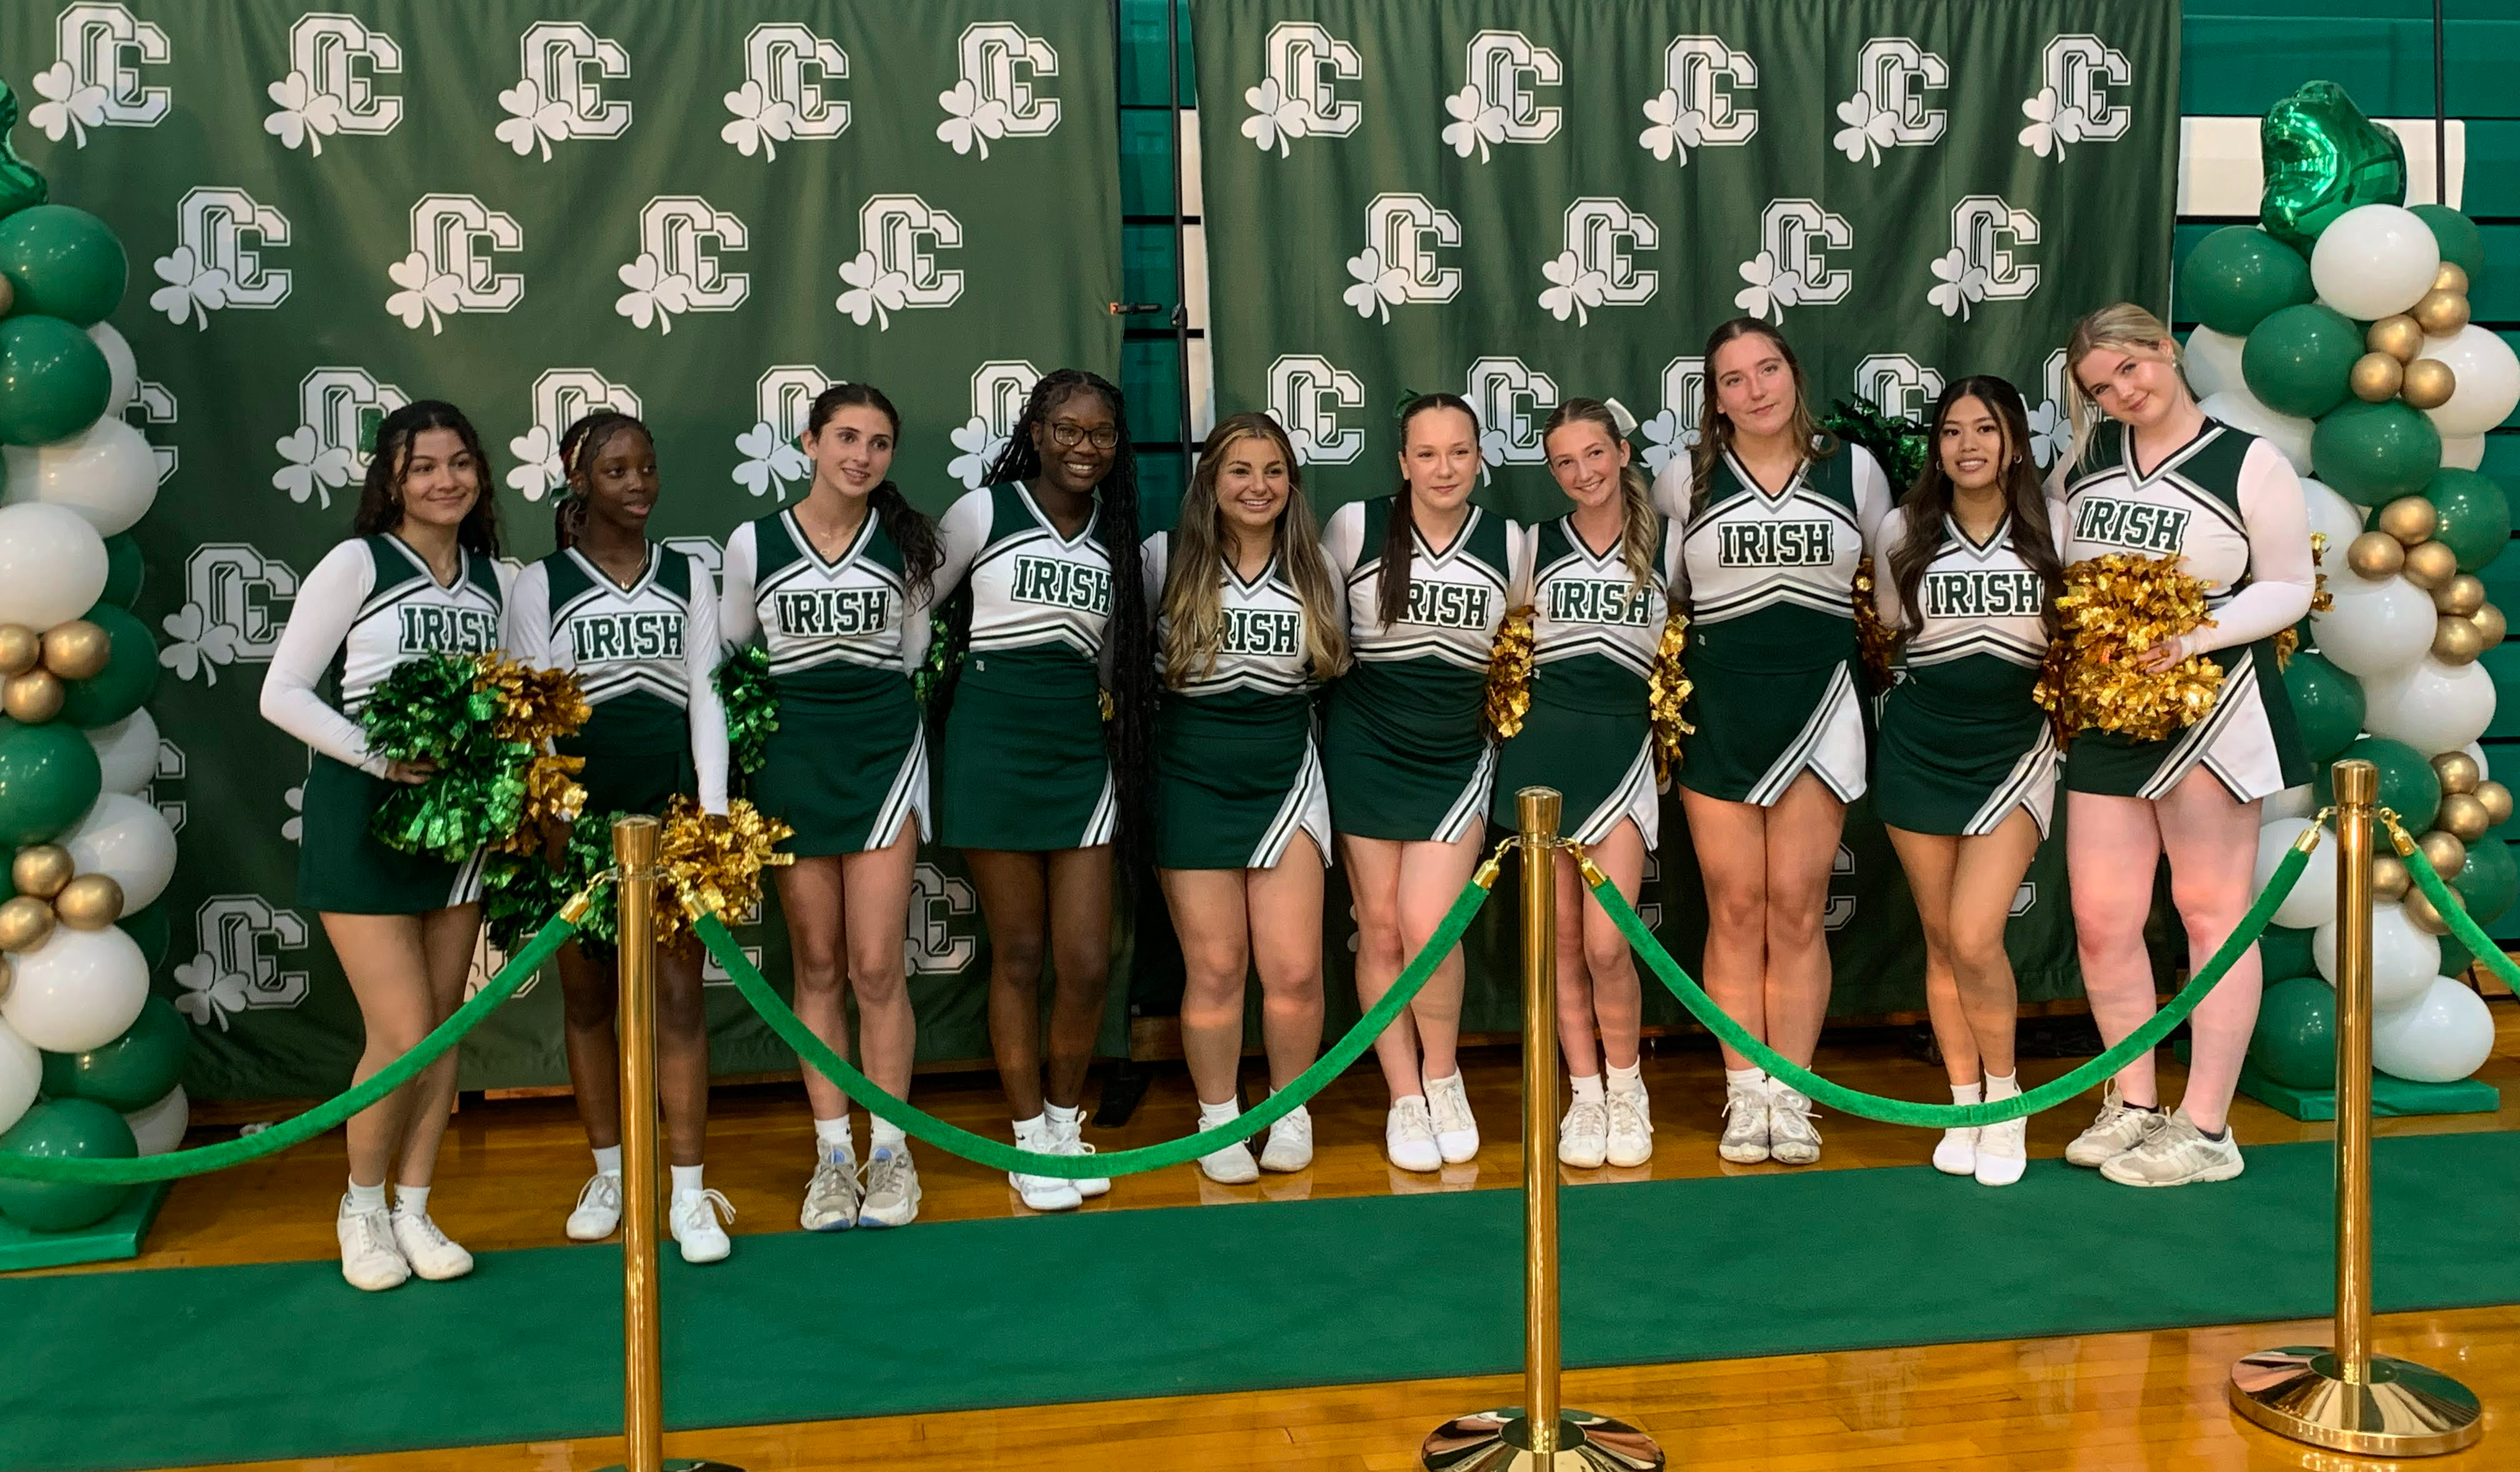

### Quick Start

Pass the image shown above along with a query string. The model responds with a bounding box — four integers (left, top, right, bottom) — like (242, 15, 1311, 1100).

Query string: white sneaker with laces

(1604, 1088, 1654, 1169)
(858, 1146, 922, 1227)
(336, 1196, 409, 1293)
(1047, 1114, 1111, 1197)
(2064, 1083, 2168, 1168)
(1425, 1073, 1479, 1163)
(1385, 1096, 1442, 1173)
(670, 1188, 735, 1263)
(1768, 1084, 1822, 1166)
(1932, 1127, 1978, 1176)
(801, 1148, 861, 1231)
(1011, 1122, 1084, 1212)
(1974, 1114, 2028, 1187)
(390, 1208, 474, 1281)
(566, 1172, 623, 1241)
(1718, 1077, 1772, 1164)
(2101, 1108, 2244, 1187)
(1558, 1098, 1609, 1169)
(1259, 1106, 1313, 1172)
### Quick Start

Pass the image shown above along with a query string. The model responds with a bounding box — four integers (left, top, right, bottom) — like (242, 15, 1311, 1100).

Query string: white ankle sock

(592, 1144, 622, 1176)
(1198, 1098, 1241, 1129)
(346, 1179, 388, 1214)
(392, 1184, 429, 1218)
(669, 1164, 704, 1197)
(869, 1118, 908, 1155)
(812, 1114, 852, 1155)
(1726, 1066, 1767, 1089)
(1984, 1071, 2021, 1101)
(1045, 1102, 1083, 1128)
(1951, 1081, 1984, 1106)
(1569, 1074, 1605, 1104)
(1606, 1060, 1643, 1094)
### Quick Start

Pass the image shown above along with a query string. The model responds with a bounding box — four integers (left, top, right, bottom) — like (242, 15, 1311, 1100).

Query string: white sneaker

(859, 1146, 922, 1227)
(1259, 1107, 1313, 1172)
(2064, 1083, 2169, 1168)
(801, 1148, 861, 1231)
(1011, 1121, 1084, 1212)
(1385, 1096, 1442, 1173)
(2101, 1108, 2244, 1187)
(669, 1188, 734, 1263)
(1718, 1077, 1772, 1164)
(1558, 1098, 1609, 1169)
(1198, 1139, 1260, 1184)
(390, 1208, 474, 1281)
(1047, 1113, 1110, 1198)
(336, 1196, 409, 1293)
(1425, 1073, 1479, 1163)
(1932, 1127, 1978, 1176)
(1604, 1088, 1654, 1169)
(566, 1172, 623, 1241)
(1767, 1084, 1821, 1166)
(1975, 1115, 2028, 1187)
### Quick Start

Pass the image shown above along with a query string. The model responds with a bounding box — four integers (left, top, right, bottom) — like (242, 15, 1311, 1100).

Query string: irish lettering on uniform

(397, 604, 500, 656)
(1923, 570, 2047, 619)
(773, 586, 891, 638)
(1403, 581, 1492, 629)
(1221, 606, 1302, 656)
(1717, 520, 1833, 567)
(2072, 497, 2189, 554)
(1010, 555, 1112, 614)
(570, 610, 688, 663)
(1547, 579, 1654, 626)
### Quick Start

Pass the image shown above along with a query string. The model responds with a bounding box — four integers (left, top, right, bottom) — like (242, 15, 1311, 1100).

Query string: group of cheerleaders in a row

(259, 300, 2312, 1289)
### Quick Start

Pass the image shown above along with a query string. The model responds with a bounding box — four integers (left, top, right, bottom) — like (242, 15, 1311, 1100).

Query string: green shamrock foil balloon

(0, 81, 48, 224)
(2261, 81, 2406, 253)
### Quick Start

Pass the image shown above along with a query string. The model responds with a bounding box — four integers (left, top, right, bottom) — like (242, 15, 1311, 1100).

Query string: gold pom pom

(654, 796, 796, 942)
(2040, 554, 2225, 742)
(1645, 608, 1696, 782)
(1851, 556, 1897, 693)
(1481, 604, 1536, 742)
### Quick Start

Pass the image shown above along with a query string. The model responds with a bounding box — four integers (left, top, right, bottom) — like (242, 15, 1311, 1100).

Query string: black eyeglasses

(1048, 423, 1119, 451)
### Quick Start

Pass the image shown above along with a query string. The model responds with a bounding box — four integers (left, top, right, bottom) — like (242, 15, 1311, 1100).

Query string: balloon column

(0, 82, 184, 1235)
(2199, 83, 2518, 1099)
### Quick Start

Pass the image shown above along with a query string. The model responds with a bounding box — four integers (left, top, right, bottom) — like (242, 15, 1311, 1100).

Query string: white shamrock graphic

(28, 61, 107, 147)
(1538, 250, 1609, 326)
(732, 421, 811, 499)
(2026, 399, 2072, 469)
(148, 247, 231, 330)
(614, 252, 694, 334)
(1927, 246, 1989, 320)
(159, 602, 239, 685)
(1638, 409, 1699, 476)
(1342, 246, 1408, 323)
(507, 424, 561, 501)
(1241, 78, 1307, 156)
(835, 250, 909, 329)
(282, 783, 304, 843)
(946, 415, 1009, 490)
(1832, 90, 1899, 166)
(1733, 250, 1804, 324)
(173, 952, 249, 1029)
(385, 251, 462, 333)
(494, 78, 572, 161)
(936, 80, 1011, 158)
(264, 70, 342, 155)
(1441, 84, 1509, 162)
(2018, 87, 2087, 160)
(721, 80, 797, 160)
(272, 426, 356, 508)
(1637, 89, 1706, 164)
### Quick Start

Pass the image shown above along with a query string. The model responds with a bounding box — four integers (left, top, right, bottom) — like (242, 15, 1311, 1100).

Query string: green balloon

(2422, 468, 2511, 572)
(2243, 303, 2364, 419)
(2259, 81, 2408, 253)
(2178, 226, 2316, 337)
(2317, 737, 2441, 832)
(2311, 401, 2446, 507)
(0, 716, 102, 845)
(0, 206, 126, 326)
(0, 314, 108, 446)
(0, 1098, 132, 1232)
(99, 533, 142, 608)
(115, 898, 169, 971)
(39, 996, 185, 1113)
(2249, 976, 2336, 1089)
(0, 83, 47, 224)
(2281, 651, 2365, 764)
(2411, 205, 2486, 283)
(2261, 924, 2319, 984)
(55, 602, 156, 729)
(2453, 836, 2519, 927)
(2438, 928, 2474, 979)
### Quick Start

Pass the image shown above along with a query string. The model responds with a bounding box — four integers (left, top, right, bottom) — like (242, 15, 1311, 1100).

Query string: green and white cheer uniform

(1490, 516, 1684, 846)
(932, 484, 1119, 852)
(506, 544, 729, 824)
(1871, 509, 2061, 837)
(2052, 419, 2313, 801)
(721, 508, 932, 856)
(1320, 497, 1530, 843)
(258, 534, 505, 914)
(1651, 446, 1891, 806)
(1142, 531, 1336, 871)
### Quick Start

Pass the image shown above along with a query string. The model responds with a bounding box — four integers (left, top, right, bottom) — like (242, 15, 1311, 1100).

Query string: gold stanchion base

(2229, 1348, 2483, 1456)
(1422, 1409, 1663, 1470)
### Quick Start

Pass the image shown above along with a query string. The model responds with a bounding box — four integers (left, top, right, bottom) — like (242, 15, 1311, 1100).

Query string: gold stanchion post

(2229, 759, 2482, 1455)
(596, 816, 742, 1472)
(1421, 789, 1664, 1471)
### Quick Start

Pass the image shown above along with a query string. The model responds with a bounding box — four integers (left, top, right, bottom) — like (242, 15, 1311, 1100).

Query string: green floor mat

(5, 1132, 2515, 1471)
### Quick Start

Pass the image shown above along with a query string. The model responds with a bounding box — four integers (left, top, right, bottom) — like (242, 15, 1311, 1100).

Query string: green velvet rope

(700, 873, 1496, 1178)
(1586, 839, 2314, 1128)
(0, 903, 587, 1183)
(2397, 829, 2520, 993)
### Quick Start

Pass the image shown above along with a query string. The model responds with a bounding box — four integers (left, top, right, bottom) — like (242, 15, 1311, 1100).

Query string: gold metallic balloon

(2400, 358, 2458, 411)
(2434, 751, 2482, 796)
(50, 873, 122, 930)
(2, 669, 63, 723)
(2402, 539, 2459, 591)
(2474, 603, 2508, 648)
(2479, 781, 2514, 828)
(2435, 262, 2471, 296)
(2436, 574, 2488, 617)
(2350, 351, 2405, 403)
(2438, 791, 2494, 842)
(0, 624, 38, 678)
(2402, 885, 2455, 936)
(0, 896, 54, 953)
(2420, 829, 2469, 878)
(2372, 854, 2412, 902)
(2368, 314, 2426, 363)
(10, 844, 72, 900)
(2376, 496, 2439, 546)
(2346, 530, 2407, 579)
(2412, 288, 2471, 336)
(2435, 614, 2486, 664)
(38, 619, 110, 681)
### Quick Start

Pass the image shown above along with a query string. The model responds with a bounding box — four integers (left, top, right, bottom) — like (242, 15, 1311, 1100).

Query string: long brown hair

(1379, 393, 1481, 627)
(352, 399, 500, 557)
(1888, 376, 2064, 644)
(803, 381, 941, 599)
(1687, 318, 1832, 515)
(1163, 413, 1348, 684)
(1539, 398, 1657, 588)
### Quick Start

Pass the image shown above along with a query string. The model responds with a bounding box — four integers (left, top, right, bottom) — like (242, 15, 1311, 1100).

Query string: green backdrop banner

(1191, 0, 2184, 1026)
(4, 1, 1123, 1098)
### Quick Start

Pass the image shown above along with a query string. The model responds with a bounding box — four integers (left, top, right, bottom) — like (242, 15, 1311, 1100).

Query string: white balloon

(2316, 902, 2440, 1011)
(2419, 325, 2520, 439)
(0, 1018, 38, 1137)
(1, 416, 159, 536)
(2440, 435, 2486, 471)
(85, 322, 136, 420)
(2197, 389, 2314, 475)
(86, 708, 159, 796)
(0, 925, 148, 1053)
(2311, 575, 2438, 676)
(2361, 658, 2498, 753)
(2467, 742, 2489, 781)
(2260, 818, 2338, 928)
(2310, 204, 2442, 321)
(0, 500, 109, 629)
(2184, 327, 2249, 399)
(2264, 783, 2316, 821)
(2299, 478, 2366, 558)
(121, 1084, 188, 1157)
(2371, 976, 2497, 1082)
(59, 792, 178, 913)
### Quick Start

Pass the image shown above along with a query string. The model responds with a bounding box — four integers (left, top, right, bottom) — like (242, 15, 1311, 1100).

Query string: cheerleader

(505, 412, 734, 1258)
(2051, 304, 2312, 1186)
(1492, 399, 1682, 1169)
(1871, 379, 2064, 1188)
(1322, 393, 1531, 1173)
(931, 369, 1156, 1213)
(258, 401, 503, 1292)
(1650, 319, 1889, 1167)
(1145, 412, 1346, 1183)
(721, 383, 938, 1231)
